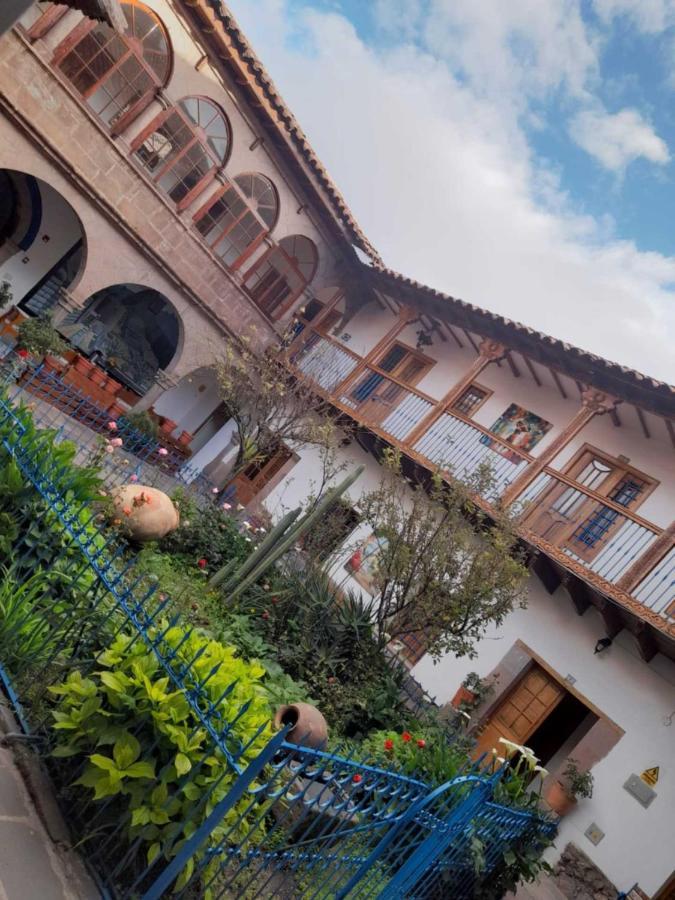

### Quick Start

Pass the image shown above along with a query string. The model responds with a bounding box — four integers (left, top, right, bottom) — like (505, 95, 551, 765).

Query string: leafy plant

(16, 314, 67, 357)
(121, 409, 160, 440)
(561, 758, 594, 799)
(363, 725, 472, 786)
(159, 491, 250, 571)
(49, 625, 274, 895)
(0, 570, 61, 675)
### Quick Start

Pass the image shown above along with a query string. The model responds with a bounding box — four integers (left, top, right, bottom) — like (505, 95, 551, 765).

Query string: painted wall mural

(481, 403, 552, 463)
(346, 532, 388, 594)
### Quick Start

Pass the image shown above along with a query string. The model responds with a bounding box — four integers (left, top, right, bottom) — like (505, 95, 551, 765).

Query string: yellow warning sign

(640, 767, 659, 787)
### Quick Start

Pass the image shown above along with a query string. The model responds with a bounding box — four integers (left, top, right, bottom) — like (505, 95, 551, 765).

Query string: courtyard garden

(0, 357, 558, 899)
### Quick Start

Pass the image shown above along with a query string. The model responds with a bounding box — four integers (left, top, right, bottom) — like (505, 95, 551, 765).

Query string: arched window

(243, 234, 318, 319)
(53, 0, 170, 134)
(132, 97, 230, 208)
(193, 173, 278, 269)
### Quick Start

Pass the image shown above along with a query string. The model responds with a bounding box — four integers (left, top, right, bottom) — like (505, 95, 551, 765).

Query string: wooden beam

(561, 573, 591, 616)
(532, 552, 562, 595)
(463, 329, 480, 354)
(550, 369, 568, 399)
(666, 417, 675, 450)
(446, 324, 464, 349)
(597, 598, 623, 639)
(630, 621, 658, 663)
(635, 406, 651, 439)
(523, 355, 542, 386)
(506, 352, 521, 378)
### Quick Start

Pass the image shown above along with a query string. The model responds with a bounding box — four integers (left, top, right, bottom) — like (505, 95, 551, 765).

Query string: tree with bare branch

(355, 450, 528, 659)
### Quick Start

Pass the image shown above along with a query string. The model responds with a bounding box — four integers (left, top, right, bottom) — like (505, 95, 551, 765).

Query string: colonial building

(0, 3, 674, 898)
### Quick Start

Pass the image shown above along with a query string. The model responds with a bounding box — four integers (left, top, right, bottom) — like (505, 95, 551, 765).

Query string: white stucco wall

(413, 580, 675, 896)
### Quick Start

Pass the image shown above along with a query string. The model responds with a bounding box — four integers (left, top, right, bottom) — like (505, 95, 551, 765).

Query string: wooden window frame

(192, 180, 270, 270)
(373, 341, 435, 387)
(450, 381, 492, 418)
(243, 237, 319, 321)
(52, 1, 171, 137)
(131, 98, 230, 211)
(563, 443, 658, 509)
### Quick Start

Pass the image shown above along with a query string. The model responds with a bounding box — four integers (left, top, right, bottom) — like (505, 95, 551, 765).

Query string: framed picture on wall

(345, 533, 388, 595)
(481, 403, 552, 463)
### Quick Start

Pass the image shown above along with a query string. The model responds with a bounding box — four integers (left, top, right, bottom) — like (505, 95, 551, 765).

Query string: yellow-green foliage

(49, 625, 274, 893)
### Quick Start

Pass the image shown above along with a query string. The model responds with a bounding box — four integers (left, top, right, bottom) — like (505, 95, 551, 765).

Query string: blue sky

(229, 0, 675, 381)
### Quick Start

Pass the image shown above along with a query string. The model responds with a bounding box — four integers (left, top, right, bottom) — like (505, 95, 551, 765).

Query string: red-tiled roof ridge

(212, 2, 381, 264)
(366, 264, 675, 411)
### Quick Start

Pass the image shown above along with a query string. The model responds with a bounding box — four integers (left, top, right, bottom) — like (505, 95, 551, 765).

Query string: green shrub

(159, 491, 250, 570)
(362, 725, 473, 786)
(49, 624, 274, 894)
(122, 409, 160, 440)
(16, 315, 67, 357)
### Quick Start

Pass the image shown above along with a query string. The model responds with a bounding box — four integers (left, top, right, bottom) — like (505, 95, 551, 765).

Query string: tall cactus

(210, 506, 301, 589)
(216, 465, 364, 602)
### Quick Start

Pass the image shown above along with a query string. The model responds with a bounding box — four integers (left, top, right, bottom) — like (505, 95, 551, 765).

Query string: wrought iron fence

(0, 387, 556, 899)
(0, 358, 218, 502)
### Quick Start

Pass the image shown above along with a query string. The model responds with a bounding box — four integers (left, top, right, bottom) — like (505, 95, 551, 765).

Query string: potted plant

(544, 758, 594, 816)
(16, 314, 67, 359)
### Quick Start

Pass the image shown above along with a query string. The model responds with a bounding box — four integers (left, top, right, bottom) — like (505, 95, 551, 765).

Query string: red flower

(262, 611, 270, 620)
(197, 558, 207, 569)
(352, 774, 362, 784)
(271, 597, 279, 605)
(401, 731, 412, 742)
(16, 348, 29, 358)
(383, 739, 394, 751)
(417, 739, 426, 748)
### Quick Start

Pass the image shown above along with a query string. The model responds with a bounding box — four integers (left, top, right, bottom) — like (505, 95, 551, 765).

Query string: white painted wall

(0, 178, 82, 304)
(413, 581, 675, 895)
(154, 368, 220, 434)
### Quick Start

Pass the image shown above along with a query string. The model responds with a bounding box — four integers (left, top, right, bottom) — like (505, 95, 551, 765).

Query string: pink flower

(129, 473, 139, 483)
(212, 487, 219, 494)
(158, 448, 168, 457)
(105, 445, 114, 454)
(110, 437, 123, 447)
(222, 502, 232, 510)
(123, 507, 132, 516)
(106, 421, 118, 431)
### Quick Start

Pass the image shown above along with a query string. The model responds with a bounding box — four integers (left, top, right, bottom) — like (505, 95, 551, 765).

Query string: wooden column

(404, 339, 507, 448)
(330, 305, 416, 397)
(501, 388, 618, 507)
(616, 521, 675, 592)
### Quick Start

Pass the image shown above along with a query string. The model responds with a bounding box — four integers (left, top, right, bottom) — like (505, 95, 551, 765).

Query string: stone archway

(59, 283, 181, 395)
(0, 168, 86, 314)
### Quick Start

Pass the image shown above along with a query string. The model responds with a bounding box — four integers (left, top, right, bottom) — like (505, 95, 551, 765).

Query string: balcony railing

(289, 328, 673, 630)
(337, 367, 434, 442)
(413, 412, 531, 501)
(517, 470, 666, 603)
(290, 331, 360, 393)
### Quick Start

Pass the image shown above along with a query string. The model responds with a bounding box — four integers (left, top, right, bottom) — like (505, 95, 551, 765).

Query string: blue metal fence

(0, 385, 556, 899)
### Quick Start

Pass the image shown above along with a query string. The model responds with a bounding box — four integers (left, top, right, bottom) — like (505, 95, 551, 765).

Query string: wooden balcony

(289, 328, 674, 644)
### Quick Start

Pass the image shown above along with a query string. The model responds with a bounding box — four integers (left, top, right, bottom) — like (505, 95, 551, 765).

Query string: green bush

(16, 315, 67, 357)
(121, 409, 160, 440)
(49, 624, 274, 894)
(159, 491, 250, 570)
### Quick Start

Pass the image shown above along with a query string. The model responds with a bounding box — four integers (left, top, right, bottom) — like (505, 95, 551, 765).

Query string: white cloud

(570, 107, 670, 171)
(229, 0, 675, 382)
(592, 0, 675, 32)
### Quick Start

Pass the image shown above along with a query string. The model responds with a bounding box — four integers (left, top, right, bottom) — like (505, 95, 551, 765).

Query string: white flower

(498, 738, 521, 757)
(458, 710, 471, 721)
(534, 765, 549, 778)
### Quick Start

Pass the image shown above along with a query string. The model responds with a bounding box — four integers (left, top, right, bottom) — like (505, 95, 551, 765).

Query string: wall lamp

(594, 637, 612, 654)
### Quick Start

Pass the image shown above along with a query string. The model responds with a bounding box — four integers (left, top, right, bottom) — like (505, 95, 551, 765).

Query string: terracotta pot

(111, 484, 180, 542)
(107, 401, 124, 418)
(89, 367, 107, 387)
(160, 418, 178, 435)
(274, 703, 328, 749)
(73, 355, 93, 375)
(103, 376, 122, 395)
(451, 685, 476, 709)
(543, 779, 576, 817)
(177, 430, 192, 447)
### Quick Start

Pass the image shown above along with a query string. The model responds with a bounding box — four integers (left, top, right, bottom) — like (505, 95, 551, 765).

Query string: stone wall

(552, 844, 618, 900)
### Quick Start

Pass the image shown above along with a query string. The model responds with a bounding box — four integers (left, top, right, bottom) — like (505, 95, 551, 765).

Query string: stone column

(500, 387, 619, 507)
(404, 338, 507, 448)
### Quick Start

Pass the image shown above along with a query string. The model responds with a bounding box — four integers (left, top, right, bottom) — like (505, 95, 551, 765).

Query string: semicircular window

(133, 96, 230, 208)
(55, 0, 171, 132)
(194, 172, 279, 269)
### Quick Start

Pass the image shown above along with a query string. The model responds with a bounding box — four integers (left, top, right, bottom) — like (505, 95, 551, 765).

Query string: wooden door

(474, 664, 566, 760)
(226, 444, 292, 506)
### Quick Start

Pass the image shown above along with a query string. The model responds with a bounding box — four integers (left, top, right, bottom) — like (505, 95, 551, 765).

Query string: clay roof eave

(364, 265, 675, 419)
(60, 0, 126, 30)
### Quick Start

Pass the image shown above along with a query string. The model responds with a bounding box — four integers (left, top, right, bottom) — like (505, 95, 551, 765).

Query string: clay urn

(274, 703, 328, 749)
(111, 484, 180, 542)
(90, 366, 107, 387)
(543, 779, 576, 817)
(74, 355, 93, 375)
